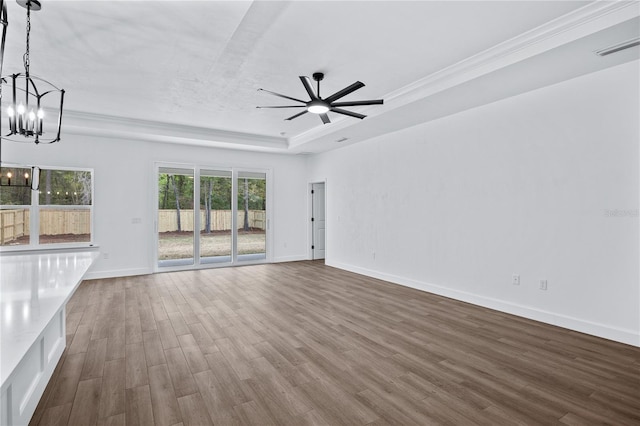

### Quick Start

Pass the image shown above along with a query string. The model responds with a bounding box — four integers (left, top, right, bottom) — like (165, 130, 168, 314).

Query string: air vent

(594, 37, 640, 57)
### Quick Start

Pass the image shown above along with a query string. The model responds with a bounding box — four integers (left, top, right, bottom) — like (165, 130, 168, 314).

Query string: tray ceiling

(1, 1, 637, 153)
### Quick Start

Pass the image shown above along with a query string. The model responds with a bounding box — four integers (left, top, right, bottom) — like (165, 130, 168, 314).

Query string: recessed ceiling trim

(383, 0, 640, 104)
(594, 37, 640, 56)
(289, 0, 640, 149)
(62, 110, 290, 151)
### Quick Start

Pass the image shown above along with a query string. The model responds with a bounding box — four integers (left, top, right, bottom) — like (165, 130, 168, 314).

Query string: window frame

(0, 164, 95, 252)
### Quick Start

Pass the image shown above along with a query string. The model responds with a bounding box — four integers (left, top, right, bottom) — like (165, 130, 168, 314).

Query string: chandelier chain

(23, 3, 30, 76)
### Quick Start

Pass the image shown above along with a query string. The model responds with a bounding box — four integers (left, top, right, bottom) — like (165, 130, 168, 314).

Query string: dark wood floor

(30, 261, 640, 426)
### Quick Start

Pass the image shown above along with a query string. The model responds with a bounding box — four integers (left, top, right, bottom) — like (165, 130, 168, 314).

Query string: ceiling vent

(594, 37, 640, 57)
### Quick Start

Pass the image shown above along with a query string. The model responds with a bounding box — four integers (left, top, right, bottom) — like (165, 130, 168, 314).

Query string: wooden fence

(0, 209, 91, 244)
(0, 209, 27, 244)
(1, 208, 265, 244)
(158, 209, 266, 232)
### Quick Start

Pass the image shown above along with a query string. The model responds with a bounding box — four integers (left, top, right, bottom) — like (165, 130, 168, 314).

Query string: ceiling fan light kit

(257, 72, 383, 125)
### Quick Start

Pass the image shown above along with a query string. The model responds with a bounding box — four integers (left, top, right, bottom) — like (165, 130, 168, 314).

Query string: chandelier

(0, 0, 64, 145)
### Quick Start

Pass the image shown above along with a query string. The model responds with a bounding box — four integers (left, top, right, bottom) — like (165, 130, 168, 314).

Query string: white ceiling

(1, 0, 638, 153)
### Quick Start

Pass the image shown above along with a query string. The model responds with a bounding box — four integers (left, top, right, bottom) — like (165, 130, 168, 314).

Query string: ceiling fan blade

(258, 88, 306, 104)
(299, 76, 318, 100)
(256, 105, 306, 108)
(285, 110, 309, 121)
(330, 107, 366, 120)
(319, 113, 331, 124)
(330, 99, 384, 107)
(324, 81, 365, 103)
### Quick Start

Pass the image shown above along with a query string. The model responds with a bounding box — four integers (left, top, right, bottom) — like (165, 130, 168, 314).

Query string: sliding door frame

(153, 162, 272, 273)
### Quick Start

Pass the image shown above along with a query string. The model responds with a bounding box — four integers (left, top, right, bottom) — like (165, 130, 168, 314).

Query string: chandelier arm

(17, 73, 64, 91)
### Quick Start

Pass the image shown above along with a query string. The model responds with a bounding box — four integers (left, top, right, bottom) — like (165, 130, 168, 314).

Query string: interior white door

(312, 183, 325, 260)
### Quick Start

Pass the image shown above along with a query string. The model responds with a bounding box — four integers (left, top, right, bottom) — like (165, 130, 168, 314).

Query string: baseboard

(83, 267, 152, 280)
(327, 260, 640, 348)
(273, 255, 308, 263)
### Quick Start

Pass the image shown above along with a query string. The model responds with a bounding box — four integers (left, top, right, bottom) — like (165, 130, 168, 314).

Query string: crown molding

(289, 0, 640, 149)
(62, 110, 290, 152)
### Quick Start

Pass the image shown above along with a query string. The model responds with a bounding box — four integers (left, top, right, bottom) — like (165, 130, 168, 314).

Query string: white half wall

(308, 60, 640, 347)
(3, 136, 309, 278)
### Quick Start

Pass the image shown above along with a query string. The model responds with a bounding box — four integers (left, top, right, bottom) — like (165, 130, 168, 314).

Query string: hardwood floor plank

(91, 315, 111, 341)
(299, 378, 379, 425)
(186, 322, 219, 355)
(46, 352, 87, 407)
(143, 330, 167, 367)
(125, 303, 144, 345)
(176, 393, 214, 426)
(67, 324, 92, 354)
(176, 302, 199, 325)
(161, 295, 179, 315)
(106, 323, 126, 361)
(164, 347, 198, 398)
(67, 378, 102, 426)
(65, 311, 84, 337)
(151, 300, 169, 323)
(138, 297, 157, 332)
(125, 342, 149, 389)
(98, 358, 126, 420)
(193, 369, 242, 425)
(97, 413, 125, 426)
(34, 403, 72, 426)
(125, 385, 155, 426)
(167, 311, 190, 336)
(216, 337, 254, 380)
(203, 352, 252, 406)
(81, 337, 109, 380)
(177, 334, 209, 374)
(157, 319, 180, 350)
(249, 356, 312, 417)
(148, 364, 182, 426)
(295, 409, 332, 426)
(356, 388, 426, 426)
(234, 400, 279, 426)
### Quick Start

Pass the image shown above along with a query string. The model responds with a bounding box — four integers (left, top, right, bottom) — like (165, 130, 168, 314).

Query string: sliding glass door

(200, 169, 232, 264)
(156, 165, 269, 270)
(236, 171, 266, 262)
(157, 167, 195, 267)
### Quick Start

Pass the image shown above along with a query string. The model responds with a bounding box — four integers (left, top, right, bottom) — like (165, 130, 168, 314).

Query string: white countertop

(0, 250, 99, 386)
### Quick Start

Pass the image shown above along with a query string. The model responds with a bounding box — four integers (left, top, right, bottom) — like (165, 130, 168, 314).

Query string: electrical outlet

(512, 274, 520, 285)
(103, 253, 109, 260)
(539, 280, 548, 291)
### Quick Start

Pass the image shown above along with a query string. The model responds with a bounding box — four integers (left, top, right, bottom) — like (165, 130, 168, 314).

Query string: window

(0, 166, 32, 247)
(0, 166, 93, 249)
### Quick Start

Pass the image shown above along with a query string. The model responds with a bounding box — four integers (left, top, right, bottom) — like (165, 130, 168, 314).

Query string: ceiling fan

(257, 72, 383, 124)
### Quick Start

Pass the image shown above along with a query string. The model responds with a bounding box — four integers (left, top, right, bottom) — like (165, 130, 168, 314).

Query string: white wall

(3, 135, 310, 278)
(308, 60, 640, 346)
(3, 61, 637, 346)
